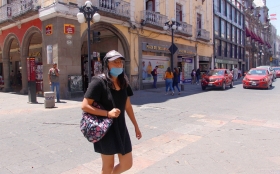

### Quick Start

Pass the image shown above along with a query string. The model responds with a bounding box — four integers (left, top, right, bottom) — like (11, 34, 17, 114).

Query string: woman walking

(173, 67, 181, 95)
(164, 67, 174, 95)
(191, 69, 196, 84)
(81, 50, 142, 174)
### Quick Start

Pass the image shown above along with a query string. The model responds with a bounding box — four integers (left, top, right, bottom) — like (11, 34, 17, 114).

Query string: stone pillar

(2, 56, 11, 92)
(20, 55, 28, 94)
(42, 17, 81, 99)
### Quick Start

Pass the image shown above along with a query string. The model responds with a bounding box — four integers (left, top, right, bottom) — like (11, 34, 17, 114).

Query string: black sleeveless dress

(84, 76, 133, 155)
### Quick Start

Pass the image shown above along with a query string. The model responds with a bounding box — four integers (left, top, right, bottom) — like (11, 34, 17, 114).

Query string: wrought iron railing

(141, 10, 168, 27)
(196, 28, 210, 41)
(0, 0, 40, 22)
(92, 0, 130, 17)
(177, 21, 192, 36)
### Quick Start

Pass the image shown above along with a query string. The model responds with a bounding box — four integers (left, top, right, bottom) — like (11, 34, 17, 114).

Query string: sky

(262, 0, 280, 35)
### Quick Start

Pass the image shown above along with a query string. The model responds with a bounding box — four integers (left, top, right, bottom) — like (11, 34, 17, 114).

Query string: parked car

(243, 68, 272, 89)
(201, 69, 233, 90)
(272, 67, 280, 78)
(256, 66, 276, 81)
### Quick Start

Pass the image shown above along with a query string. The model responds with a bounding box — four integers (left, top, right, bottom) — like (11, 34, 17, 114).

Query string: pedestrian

(196, 68, 201, 85)
(146, 61, 152, 80)
(164, 67, 174, 95)
(233, 66, 238, 81)
(17, 70, 22, 86)
(10, 70, 14, 86)
(238, 69, 241, 79)
(48, 62, 60, 102)
(172, 67, 181, 95)
(81, 50, 142, 174)
(142, 61, 146, 80)
(191, 69, 196, 84)
(152, 66, 158, 88)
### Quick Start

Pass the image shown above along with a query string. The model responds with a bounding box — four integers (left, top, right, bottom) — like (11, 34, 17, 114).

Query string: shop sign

(215, 59, 237, 64)
(178, 47, 196, 55)
(27, 57, 36, 81)
(29, 52, 41, 57)
(184, 58, 193, 63)
(64, 24, 75, 34)
(199, 56, 210, 61)
(142, 42, 169, 53)
(46, 25, 53, 35)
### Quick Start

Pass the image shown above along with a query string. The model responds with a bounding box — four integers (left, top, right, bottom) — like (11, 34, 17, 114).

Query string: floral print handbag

(80, 76, 116, 143)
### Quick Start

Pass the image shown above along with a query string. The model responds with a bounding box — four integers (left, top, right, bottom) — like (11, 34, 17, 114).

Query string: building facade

(0, 0, 214, 97)
(243, 0, 275, 70)
(213, 0, 245, 72)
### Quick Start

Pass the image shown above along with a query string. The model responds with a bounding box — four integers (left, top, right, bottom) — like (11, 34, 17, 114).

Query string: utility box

(44, 92, 55, 108)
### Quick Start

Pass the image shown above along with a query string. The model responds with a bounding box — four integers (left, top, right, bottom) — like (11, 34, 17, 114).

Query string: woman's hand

(135, 127, 142, 140)
(108, 108, 121, 118)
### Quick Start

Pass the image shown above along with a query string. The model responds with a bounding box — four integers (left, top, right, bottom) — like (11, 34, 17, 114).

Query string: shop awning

(245, 27, 252, 37)
(257, 35, 264, 45)
(251, 31, 257, 40)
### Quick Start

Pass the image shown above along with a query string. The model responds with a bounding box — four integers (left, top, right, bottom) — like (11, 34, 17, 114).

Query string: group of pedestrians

(151, 66, 181, 95)
(191, 68, 201, 85)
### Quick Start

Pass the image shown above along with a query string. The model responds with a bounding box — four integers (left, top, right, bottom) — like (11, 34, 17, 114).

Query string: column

(2, 56, 11, 92)
(20, 55, 28, 94)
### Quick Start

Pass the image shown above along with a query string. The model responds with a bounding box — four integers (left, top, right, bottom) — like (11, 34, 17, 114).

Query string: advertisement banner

(182, 58, 194, 83)
(27, 58, 36, 81)
(47, 45, 53, 64)
(142, 56, 170, 83)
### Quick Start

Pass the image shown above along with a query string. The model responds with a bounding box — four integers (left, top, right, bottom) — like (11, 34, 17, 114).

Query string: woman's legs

(168, 80, 174, 94)
(165, 80, 169, 93)
(101, 154, 114, 174)
(175, 83, 180, 92)
(112, 152, 133, 174)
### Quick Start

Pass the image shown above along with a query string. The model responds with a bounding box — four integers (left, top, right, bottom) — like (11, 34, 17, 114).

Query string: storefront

(215, 58, 238, 70)
(177, 46, 196, 83)
(141, 42, 170, 87)
(199, 56, 211, 73)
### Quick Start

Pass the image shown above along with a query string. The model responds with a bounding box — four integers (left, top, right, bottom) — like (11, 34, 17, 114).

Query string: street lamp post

(77, 1, 100, 85)
(163, 18, 182, 70)
(259, 49, 262, 66)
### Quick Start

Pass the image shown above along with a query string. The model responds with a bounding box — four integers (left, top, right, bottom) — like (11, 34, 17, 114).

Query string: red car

(272, 67, 280, 78)
(243, 68, 272, 89)
(201, 69, 234, 90)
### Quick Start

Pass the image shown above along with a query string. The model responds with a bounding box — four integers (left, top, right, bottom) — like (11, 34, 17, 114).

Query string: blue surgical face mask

(110, 68, 123, 77)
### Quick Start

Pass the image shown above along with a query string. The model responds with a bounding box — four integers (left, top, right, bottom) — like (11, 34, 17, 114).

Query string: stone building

(0, 0, 214, 97)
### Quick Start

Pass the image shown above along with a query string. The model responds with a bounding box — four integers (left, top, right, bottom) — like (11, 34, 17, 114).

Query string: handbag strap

(98, 76, 116, 108)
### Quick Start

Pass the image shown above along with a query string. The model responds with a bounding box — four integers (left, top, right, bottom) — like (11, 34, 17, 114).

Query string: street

(1, 79, 280, 174)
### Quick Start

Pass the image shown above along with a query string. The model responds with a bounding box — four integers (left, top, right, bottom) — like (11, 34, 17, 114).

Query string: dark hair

(174, 67, 179, 75)
(167, 67, 172, 75)
(103, 59, 128, 89)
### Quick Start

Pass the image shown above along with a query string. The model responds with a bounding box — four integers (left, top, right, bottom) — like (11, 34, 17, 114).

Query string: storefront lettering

(146, 45, 168, 51)
(179, 49, 195, 55)
(29, 52, 41, 57)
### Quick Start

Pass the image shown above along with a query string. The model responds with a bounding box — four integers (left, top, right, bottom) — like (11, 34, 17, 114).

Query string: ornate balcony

(92, 0, 130, 20)
(140, 10, 168, 30)
(0, 0, 40, 27)
(196, 29, 210, 42)
(176, 21, 192, 37)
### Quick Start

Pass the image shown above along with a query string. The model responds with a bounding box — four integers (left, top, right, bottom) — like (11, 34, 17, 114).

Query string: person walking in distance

(191, 69, 196, 84)
(152, 66, 158, 88)
(81, 50, 142, 174)
(164, 67, 174, 95)
(48, 62, 60, 102)
(172, 67, 181, 95)
(196, 68, 201, 85)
